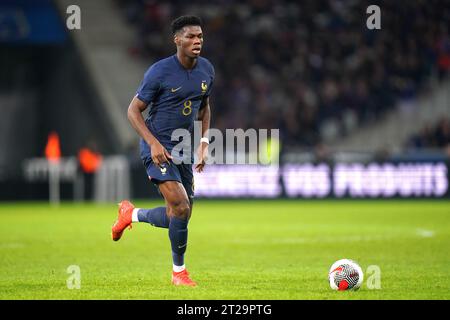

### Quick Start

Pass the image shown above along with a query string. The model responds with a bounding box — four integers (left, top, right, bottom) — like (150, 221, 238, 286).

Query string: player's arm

(127, 96, 172, 166)
(195, 97, 211, 172)
(198, 97, 211, 138)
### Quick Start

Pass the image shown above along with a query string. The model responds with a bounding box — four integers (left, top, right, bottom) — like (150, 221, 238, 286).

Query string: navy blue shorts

(142, 157, 194, 201)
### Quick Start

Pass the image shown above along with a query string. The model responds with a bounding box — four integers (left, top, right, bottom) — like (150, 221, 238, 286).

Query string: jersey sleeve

(204, 64, 215, 98)
(136, 65, 161, 105)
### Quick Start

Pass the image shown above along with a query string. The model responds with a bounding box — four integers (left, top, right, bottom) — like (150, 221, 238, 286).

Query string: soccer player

(111, 16, 214, 287)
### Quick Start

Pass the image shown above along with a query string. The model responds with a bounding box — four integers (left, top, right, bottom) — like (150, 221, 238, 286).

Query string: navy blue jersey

(136, 54, 215, 157)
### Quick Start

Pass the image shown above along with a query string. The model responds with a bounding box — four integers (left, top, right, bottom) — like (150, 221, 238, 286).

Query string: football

(328, 259, 364, 291)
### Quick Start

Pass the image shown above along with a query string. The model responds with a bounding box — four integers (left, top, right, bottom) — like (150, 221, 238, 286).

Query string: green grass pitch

(0, 200, 449, 299)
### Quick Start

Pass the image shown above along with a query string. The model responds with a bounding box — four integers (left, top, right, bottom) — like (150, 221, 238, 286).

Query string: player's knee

(170, 199, 191, 220)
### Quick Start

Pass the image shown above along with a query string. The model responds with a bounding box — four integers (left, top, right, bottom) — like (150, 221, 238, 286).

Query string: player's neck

(176, 52, 197, 70)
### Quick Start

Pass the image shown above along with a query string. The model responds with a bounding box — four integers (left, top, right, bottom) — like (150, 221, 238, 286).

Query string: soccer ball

(328, 259, 363, 291)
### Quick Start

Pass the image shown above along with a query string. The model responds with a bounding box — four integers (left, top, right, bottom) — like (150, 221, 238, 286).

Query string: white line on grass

(415, 229, 435, 238)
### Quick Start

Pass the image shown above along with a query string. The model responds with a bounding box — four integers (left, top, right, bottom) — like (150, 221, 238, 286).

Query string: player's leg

(159, 181, 190, 266)
(131, 195, 169, 228)
(111, 161, 175, 240)
(124, 159, 182, 230)
(112, 199, 169, 241)
(165, 164, 195, 269)
(178, 163, 195, 219)
(158, 180, 196, 286)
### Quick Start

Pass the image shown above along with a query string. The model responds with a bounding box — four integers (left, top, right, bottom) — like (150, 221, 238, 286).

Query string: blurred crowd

(115, 0, 450, 150)
(407, 116, 450, 150)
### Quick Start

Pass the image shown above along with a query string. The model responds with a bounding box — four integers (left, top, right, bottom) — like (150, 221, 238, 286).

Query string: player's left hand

(195, 142, 208, 173)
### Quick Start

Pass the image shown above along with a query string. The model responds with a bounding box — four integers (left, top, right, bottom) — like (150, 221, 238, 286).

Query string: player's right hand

(150, 142, 172, 166)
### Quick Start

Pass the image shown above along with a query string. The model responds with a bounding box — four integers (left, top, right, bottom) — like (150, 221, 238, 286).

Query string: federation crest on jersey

(201, 81, 207, 93)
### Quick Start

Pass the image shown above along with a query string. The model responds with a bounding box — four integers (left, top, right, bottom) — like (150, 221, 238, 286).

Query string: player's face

(175, 25, 203, 58)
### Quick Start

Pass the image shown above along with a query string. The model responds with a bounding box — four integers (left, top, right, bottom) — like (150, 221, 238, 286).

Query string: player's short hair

(171, 15, 203, 35)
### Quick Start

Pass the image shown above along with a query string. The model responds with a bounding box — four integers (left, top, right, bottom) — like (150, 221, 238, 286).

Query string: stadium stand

(1, 0, 449, 201)
(407, 116, 450, 150)
(115, 0, 450, 152)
